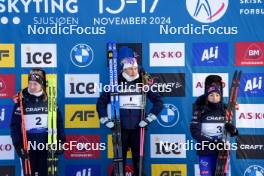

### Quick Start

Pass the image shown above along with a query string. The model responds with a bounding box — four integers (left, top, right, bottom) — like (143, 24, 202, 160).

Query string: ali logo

(65, 165, 100, 176)
(157, 104, 179, 128)
(0, 108, 4, 121)
(244, 165, 264, 176)
(186, 0, 229, 23)
(192, 43, 228, 66)
(70, 44, 94, 67)
(0, 105, 13, 128)
(239, 73, 264, 97)
(244, 77, 262, 92)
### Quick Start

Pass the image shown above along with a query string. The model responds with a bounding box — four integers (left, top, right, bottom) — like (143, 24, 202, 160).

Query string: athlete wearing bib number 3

(190, 75, 238, 176)
(10, 68, 65, 176)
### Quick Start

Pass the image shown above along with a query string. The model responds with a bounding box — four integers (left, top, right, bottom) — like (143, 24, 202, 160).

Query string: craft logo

(244, 165, 264, 176)
(0, 74, 15, 98)
(236, 104, 264, 128)
(150, 134, 186, 158)
(150, 73, 185, 97)
(157, 104, 180, 128)
(237, 135, 264, 159)
(65, 104, 99, 128)
(0, 105, 13, 129)
(64, 135, 101, 159)
(149, 43, 185, 67)
(65, 74, 100, 98)
(151, 164, 187, 176)
(235, 42, 264, 66)
(239, 73, 264, 97)
(0, 166, 15, 176)
(21, 44, 57, 67)
(186, 0, 229, 23)
(192, 43, 228, 66)
(107, 134, 132, 159)
(0, 44, 15, 67)
(70, 44, 94, 67)
(192, 73, 228, 97)
(99, 0, 159, 14)
(108, 164, 134, 176)
(65, 165, 100, 176)
(0, 136, 14, 160)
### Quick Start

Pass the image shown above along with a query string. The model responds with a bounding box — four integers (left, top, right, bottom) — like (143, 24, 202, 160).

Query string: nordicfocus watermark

(160, 24, 238, 35)
(90, 82, 174, 93)
(27, 141, 106, 151)
(158, 140, 238, 151)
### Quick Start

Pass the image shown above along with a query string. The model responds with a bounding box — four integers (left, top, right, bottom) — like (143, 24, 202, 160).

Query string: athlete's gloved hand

(139, 113, 157, 128)
(15, 146, 29, 160)
(225, 122, 238, 136)
(100, 117, 114, 129)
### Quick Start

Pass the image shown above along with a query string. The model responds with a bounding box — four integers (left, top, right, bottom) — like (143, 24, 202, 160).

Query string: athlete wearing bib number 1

(97, 56, 163, 176)
(10, 68, 65, 176)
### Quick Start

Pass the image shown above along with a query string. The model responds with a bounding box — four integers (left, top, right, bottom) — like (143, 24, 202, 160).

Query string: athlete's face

(28, 81, 42, 94)
(124, 66, 138, 77)
(207, 92, 221, 103)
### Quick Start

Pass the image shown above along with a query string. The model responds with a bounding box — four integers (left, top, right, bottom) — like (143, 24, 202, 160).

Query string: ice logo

(157, 104, 179, 127)
(70, 44, 94, 67)
(186, 0, 229, 23)
(244, 165, 264, 176)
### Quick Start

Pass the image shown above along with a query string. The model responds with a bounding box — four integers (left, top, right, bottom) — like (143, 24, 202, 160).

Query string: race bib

(24, 114, 48, 132)
(119, 95, 143, 109)
(201, 122, 225, 137)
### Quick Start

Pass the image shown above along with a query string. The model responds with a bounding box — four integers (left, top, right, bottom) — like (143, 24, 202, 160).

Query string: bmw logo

(157, 104, 179, 127)
(244, 165, 264, 176)
(70, 44, 94, 67)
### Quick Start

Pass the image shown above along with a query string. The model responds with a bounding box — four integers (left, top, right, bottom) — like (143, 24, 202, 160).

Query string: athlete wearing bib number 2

(10, 68, 65, 176)
(190, 75, 238, 176)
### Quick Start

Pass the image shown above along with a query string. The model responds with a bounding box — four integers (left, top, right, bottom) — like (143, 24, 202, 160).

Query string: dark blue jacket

(190, 95, 227, 155)
(97, 73, 163, 129)
(10, 88, 65, 150)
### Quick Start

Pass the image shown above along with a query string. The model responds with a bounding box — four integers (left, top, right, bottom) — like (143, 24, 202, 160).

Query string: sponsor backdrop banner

(0, 0, 264, 175)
